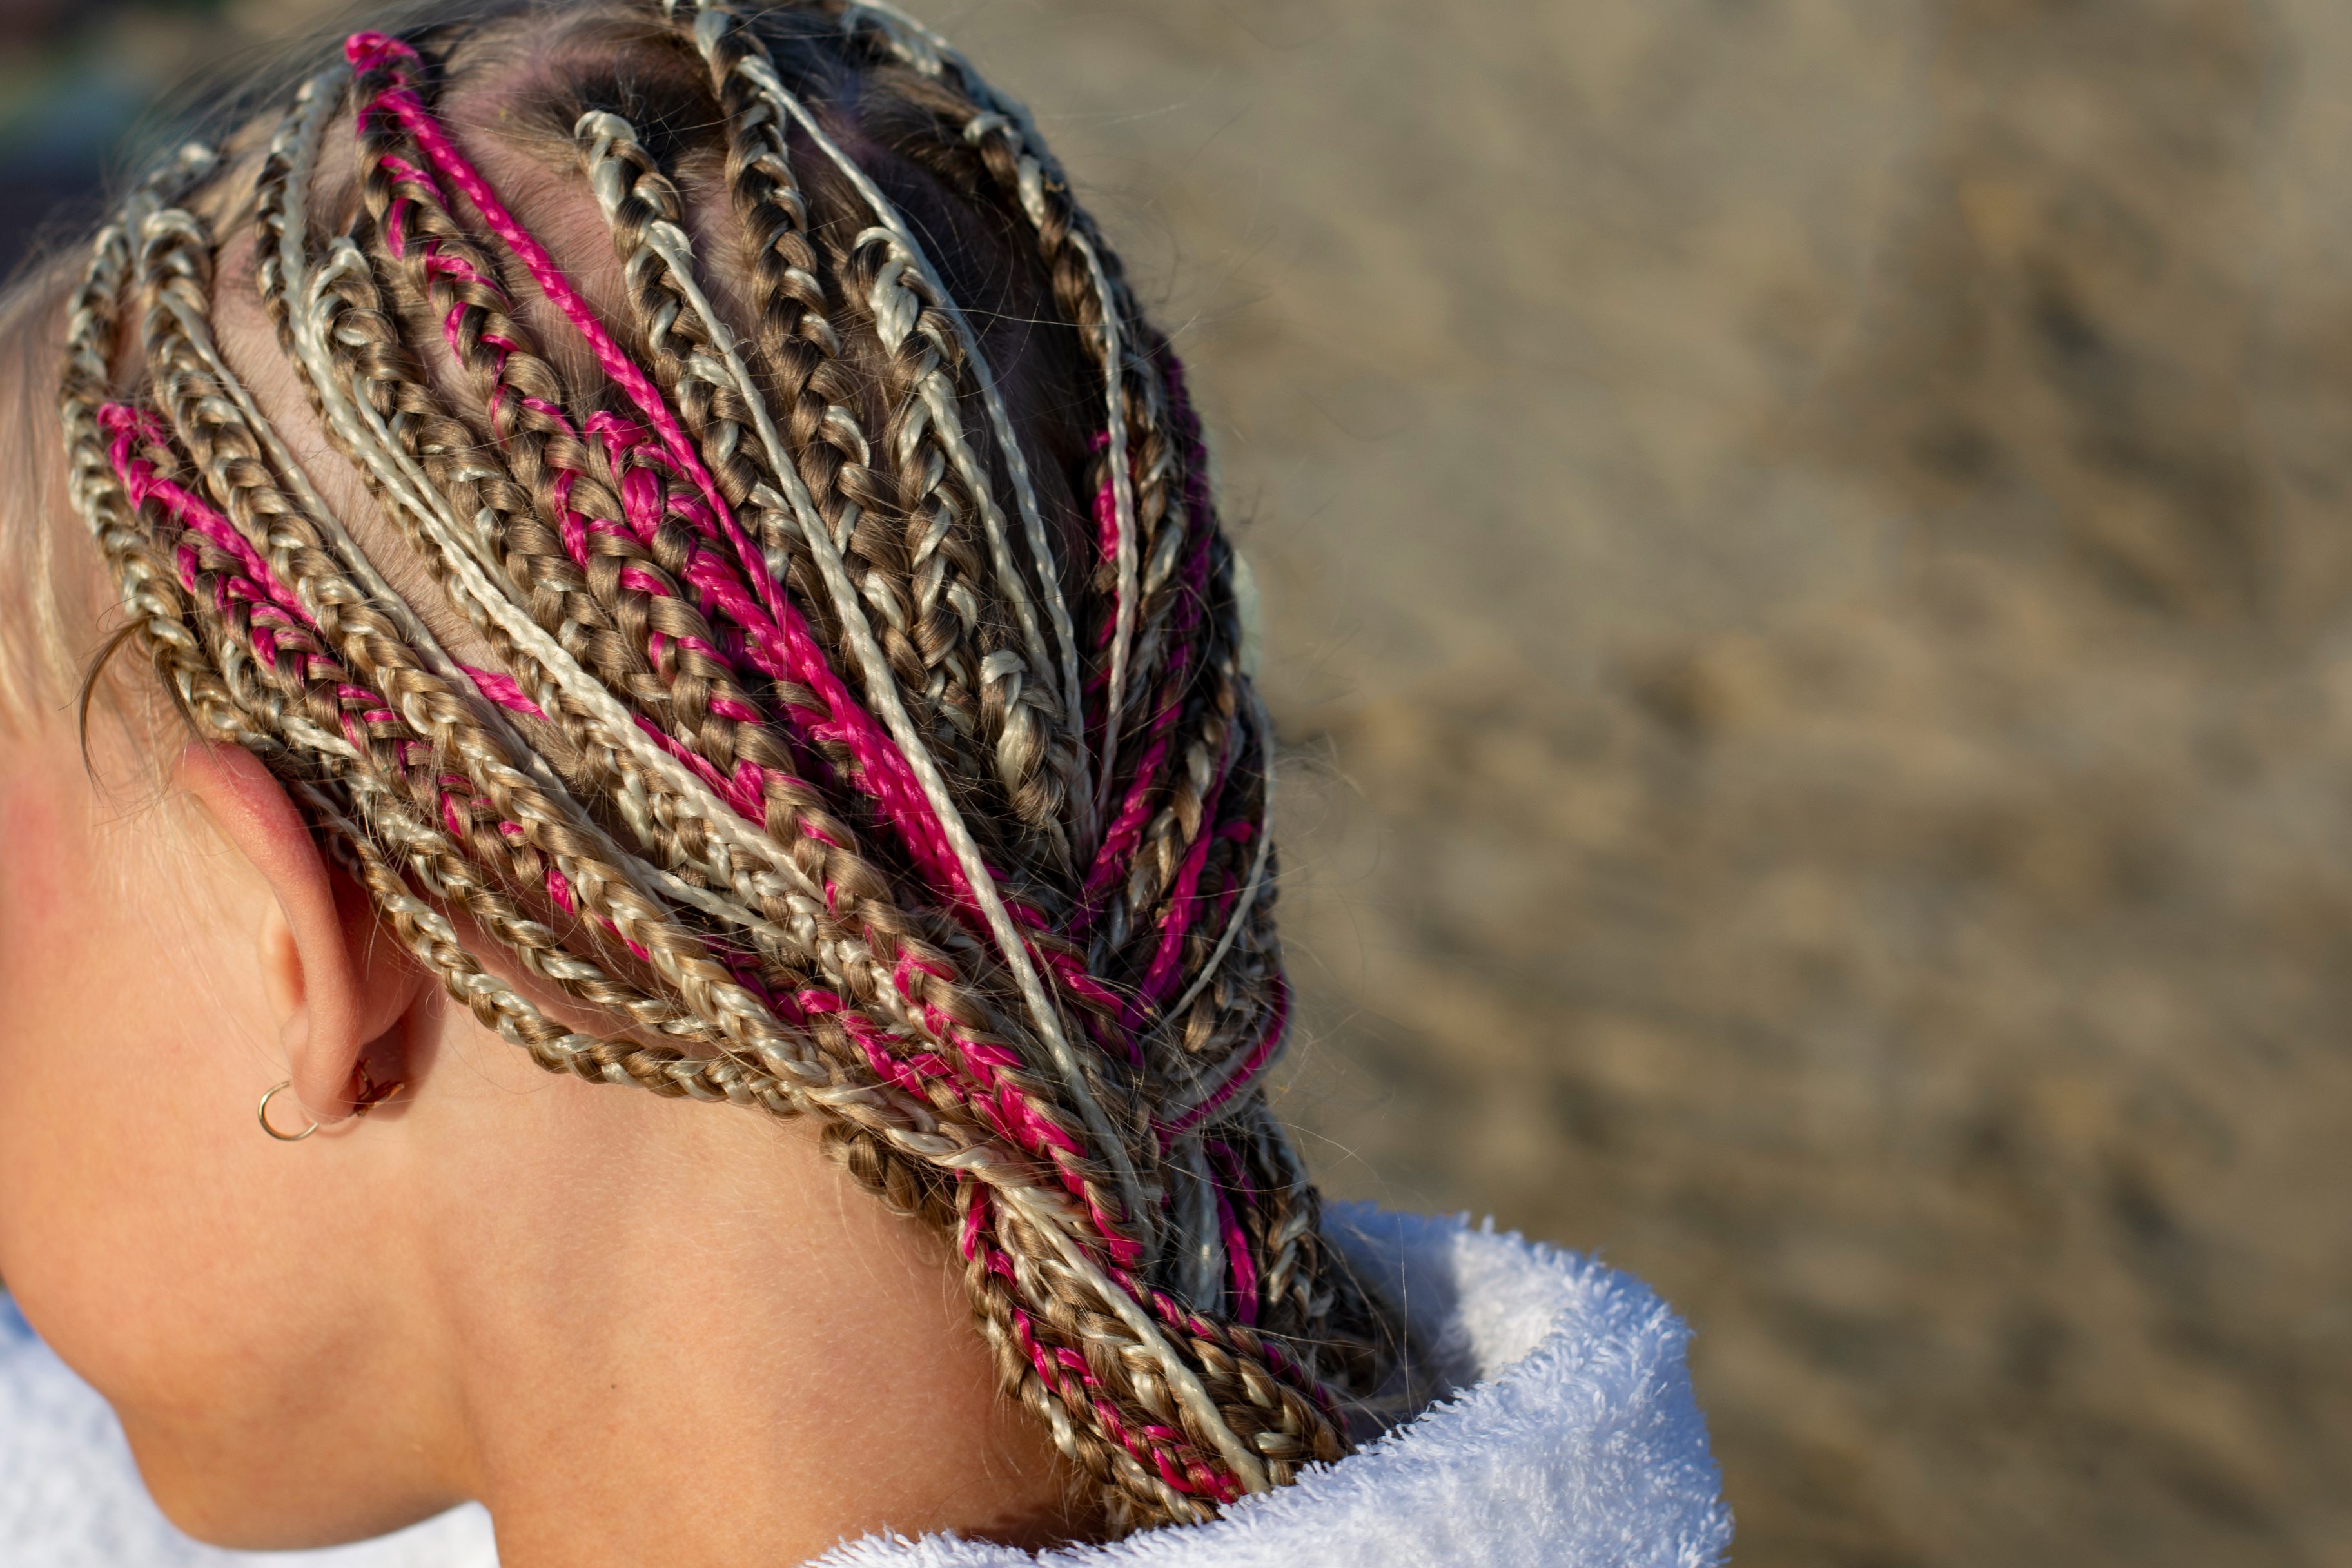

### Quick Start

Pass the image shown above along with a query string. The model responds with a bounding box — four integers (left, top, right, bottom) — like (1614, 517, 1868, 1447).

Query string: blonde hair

(46, 0, 1403, 1533)
(0, 266, 85, 734)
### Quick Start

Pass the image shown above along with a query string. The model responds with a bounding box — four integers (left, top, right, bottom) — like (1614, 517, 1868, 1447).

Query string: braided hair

(56, 0, 1406, 1534)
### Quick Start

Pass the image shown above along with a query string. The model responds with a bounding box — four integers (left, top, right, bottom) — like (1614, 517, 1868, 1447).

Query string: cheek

(0, 765, 277, 1424)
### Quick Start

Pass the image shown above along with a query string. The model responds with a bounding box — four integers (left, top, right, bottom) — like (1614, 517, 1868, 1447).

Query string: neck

(400, 1024, 1084, 1567)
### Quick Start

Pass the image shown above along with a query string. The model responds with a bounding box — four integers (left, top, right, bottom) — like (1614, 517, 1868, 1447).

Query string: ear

(175, 742, 426, 1124)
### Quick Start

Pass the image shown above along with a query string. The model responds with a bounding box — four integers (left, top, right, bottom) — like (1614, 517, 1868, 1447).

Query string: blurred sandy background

(7, 1, 2351, 1563)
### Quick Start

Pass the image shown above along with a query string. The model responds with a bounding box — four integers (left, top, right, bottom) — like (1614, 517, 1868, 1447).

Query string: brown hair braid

(54, 0, 1411, 1536)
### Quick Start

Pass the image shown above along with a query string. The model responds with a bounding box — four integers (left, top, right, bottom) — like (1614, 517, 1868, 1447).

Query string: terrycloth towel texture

(0, 1208, 1730, 1567)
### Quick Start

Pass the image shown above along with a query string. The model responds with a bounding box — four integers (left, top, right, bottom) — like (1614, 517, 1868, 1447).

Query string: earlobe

(175, 742, 423, 1125)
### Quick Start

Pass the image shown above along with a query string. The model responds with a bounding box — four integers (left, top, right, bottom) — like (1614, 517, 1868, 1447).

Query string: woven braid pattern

(57, 0, 1406, 1534)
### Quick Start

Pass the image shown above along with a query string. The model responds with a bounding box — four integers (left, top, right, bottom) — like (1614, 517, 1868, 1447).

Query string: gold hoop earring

(259, 1069, 404, 1142)
(257, 1081, 316, 1142)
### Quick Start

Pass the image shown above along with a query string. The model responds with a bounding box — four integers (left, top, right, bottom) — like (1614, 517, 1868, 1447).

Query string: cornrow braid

(59, 0, 1409, 1538)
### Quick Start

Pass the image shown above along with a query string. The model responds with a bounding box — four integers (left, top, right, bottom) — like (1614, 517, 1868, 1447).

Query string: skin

(0, 685, 1080, 1567)
(0, 78, 1086, 1568)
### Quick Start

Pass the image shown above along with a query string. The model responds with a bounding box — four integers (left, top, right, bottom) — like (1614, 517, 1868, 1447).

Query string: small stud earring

(352, 1063, 405, 1114)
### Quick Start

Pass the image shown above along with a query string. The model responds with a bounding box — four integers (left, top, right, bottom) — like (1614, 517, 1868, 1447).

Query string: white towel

(0, 1208, 1730, 1567)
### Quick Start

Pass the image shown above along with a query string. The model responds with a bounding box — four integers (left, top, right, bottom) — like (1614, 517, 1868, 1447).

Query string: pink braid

(349, 32, 976, 906)
(1158, 975, 1290, 1141)
(105, 412, 654, 954)
(1206, 1140, 1261, 1328)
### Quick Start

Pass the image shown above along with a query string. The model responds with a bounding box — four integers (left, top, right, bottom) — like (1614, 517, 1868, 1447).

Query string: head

(0, 0, 1400, 1554)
